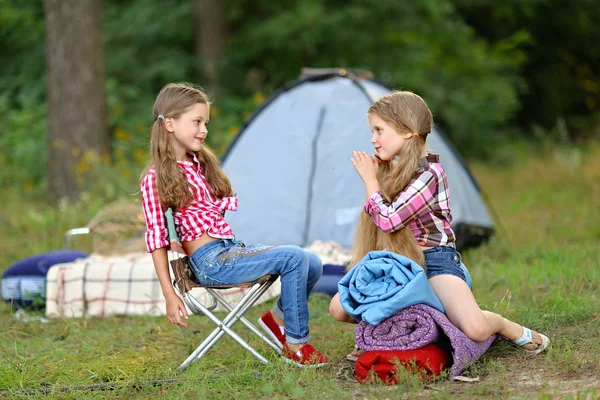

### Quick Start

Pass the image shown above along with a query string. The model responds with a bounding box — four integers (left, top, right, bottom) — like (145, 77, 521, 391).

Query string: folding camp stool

(169, 255, 283, 371)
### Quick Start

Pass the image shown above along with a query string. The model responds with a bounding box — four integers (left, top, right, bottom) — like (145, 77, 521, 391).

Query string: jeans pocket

(190, 244, 225, 277)
(190, 254, 228, 286)
(188, 260, 205, 283)
(201, 246, 227, 266)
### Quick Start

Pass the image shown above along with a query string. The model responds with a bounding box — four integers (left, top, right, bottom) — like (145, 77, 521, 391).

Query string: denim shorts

(424, 246, 473, 289)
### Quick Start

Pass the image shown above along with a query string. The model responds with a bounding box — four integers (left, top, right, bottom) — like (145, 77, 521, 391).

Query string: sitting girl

(140, 83, 328, 367)
(330, 90, 549, 358)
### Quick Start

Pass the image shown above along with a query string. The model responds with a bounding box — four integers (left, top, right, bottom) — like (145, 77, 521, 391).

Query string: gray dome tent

(221, 69, 494, 251)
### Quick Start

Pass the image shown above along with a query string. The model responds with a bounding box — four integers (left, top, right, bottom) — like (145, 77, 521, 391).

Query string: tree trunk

(194, 0, 228, 87)
(44, 0, 108, 203)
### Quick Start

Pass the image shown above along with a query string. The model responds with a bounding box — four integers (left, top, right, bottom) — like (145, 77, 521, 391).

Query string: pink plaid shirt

(141, 153, 238, 253)
(364, 154, 455, 248)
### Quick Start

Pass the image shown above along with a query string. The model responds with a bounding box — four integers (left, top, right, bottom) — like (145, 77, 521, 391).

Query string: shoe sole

(257, 318, 285, 351)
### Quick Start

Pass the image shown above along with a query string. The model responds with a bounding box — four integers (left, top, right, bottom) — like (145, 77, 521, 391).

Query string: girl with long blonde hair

(329, 91, 549, 358)
(140, 83, 328, 367)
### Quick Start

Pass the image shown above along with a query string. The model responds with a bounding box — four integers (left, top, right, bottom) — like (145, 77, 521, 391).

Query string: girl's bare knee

(330, 309, 346, 322)
(461, 320, 493, 342)
(329, 302, 343, 321)
(329, 295, 348, 322)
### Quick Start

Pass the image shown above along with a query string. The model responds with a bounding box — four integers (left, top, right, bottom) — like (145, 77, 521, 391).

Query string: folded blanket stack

(338, 251, 495, 382)
(355, 304, 496, 377)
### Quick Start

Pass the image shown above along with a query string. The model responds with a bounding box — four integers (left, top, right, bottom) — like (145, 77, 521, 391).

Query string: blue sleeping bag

(2, 250, 89, 308)
(312, 264, 347, 297)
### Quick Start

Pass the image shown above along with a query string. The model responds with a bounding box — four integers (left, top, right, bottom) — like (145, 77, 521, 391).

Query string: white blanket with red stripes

(45, 252, 281, 318)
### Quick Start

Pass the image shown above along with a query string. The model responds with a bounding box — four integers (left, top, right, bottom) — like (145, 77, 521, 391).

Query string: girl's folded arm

(364, 170, 437, 233)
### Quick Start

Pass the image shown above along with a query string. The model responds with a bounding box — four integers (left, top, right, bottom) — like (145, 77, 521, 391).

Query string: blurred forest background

(0, 0, 598, 203)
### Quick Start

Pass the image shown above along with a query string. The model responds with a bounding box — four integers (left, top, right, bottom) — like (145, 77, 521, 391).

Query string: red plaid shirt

(364, 154, 455, 248)
(141, 154, 238, 253)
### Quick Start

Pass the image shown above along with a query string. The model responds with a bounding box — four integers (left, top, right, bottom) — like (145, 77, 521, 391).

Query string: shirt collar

(177, 152, 200, 167)
(418, 153, 439, 168)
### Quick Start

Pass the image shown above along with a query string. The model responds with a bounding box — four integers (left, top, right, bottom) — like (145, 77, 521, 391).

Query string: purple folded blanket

(355, 304, 496, 377)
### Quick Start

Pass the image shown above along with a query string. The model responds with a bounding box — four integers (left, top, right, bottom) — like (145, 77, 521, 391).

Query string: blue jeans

(188, 239, 323, 344)
(424, 246, 473, 290)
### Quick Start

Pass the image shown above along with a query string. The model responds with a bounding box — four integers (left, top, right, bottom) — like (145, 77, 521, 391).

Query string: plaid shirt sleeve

(213, 196, 238, 212)
(364, 170, 437, 233)
(141, 172, 169, 253)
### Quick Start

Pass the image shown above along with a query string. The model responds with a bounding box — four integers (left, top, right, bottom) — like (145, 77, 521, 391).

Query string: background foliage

(455, 0, 600, 137)
(0, 0, 598, 197)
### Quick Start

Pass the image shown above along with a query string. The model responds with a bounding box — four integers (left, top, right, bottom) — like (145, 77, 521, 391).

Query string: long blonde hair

(348, 91, 433, 270)
(141, 82, 233, 210)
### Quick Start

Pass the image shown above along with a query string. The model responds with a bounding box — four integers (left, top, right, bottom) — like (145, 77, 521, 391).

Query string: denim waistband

(191, 239, 228, 258)
(423, 245, 458, 256)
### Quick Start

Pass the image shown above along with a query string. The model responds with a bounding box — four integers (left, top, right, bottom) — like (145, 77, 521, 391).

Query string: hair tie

(157, 114, 165, 120)
(412, 133, 420, 137)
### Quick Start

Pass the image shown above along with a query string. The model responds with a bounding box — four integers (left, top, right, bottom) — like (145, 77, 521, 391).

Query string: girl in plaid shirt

(140, 83, 328, 367)
(330, 91, 549, 357)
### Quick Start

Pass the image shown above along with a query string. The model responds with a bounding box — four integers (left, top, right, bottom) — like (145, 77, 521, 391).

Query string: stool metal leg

(210, 286, 282, 353)
(177, 282, 272, 371)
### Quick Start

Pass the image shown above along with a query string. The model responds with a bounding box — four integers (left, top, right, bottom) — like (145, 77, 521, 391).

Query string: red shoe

(258, 311, 285, 349)
(282, 344, 329, 368)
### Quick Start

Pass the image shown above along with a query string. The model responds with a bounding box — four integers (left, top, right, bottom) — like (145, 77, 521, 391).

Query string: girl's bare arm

(151, 247, 189, 327)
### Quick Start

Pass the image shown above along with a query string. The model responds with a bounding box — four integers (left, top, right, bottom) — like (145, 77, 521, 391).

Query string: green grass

(1, 143, 599, 399)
